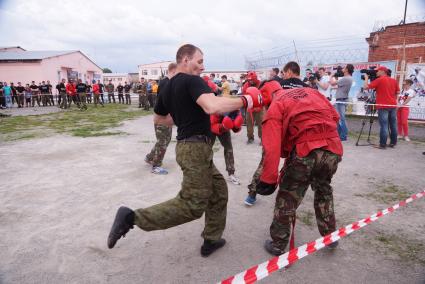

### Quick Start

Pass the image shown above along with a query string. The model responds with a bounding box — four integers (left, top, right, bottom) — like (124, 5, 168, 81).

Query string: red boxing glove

(210, 114, 221, 124)
(241, 87, 263, 109)
(233, 113, 243, 128)
(222, 116, 234, 130)
(211, 123, 224, 135)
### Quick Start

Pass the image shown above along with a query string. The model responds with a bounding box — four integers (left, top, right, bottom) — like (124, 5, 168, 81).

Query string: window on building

(118, 78, 122, 81)
(142, 70, 148, 75)
(151, 69, 158, 75)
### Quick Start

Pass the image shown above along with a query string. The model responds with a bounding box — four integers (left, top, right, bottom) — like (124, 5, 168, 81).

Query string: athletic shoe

(397, 135, 403, 139)
(264, 240, 285, 256)
(404, 136, 410, 142)
(228, 174, 241, 185)
(244, 195, 256, 206)
(200, 238, 226, 257)
(151, 166, 168, 175)
(144, 156, 153, 165)
(107, 206, 135, 249)
(247, 138, 254, 144)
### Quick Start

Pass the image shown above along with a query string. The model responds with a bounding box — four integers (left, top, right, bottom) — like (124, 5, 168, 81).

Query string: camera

(357, 89, 376, 115)
(333, 66, 344, 78)
(360, 66, 377, 81)
(308, 71, 321, 83)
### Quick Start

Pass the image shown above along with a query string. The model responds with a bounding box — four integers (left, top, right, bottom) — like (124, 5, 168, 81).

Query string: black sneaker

(389, 144, 396, 148)
(247, 138, 254, 144)
(327, 240, 339, 249)
(107, 206, 135, 249)
(264, 240, 285, 256)
(200, 238, 226, 257)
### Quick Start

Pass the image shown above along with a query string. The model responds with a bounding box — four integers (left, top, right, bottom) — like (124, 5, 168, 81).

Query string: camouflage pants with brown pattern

(270, 148, 341, 251)
(247, 149, 265, 196)
(210, 131, 235, 175)
(134, 140, 228, 241)
(145, 124, 172, 167)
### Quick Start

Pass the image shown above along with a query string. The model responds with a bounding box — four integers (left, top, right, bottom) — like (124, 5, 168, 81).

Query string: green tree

(102, 68, 112, 73)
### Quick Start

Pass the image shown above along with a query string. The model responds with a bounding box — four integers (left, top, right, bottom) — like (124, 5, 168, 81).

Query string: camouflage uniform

(106, 83, 115, 103)
(246, 110, 263, 141)
(145, 124, 173, 167)
(247, 149, 265, 196)
(270, 148, 341, 251)
(210, 131, 235, 175)
(135, 82, 149, 110)
(134, 140, 228, 241)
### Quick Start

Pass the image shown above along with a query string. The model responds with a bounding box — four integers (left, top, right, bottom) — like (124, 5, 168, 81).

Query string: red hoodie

(260, 87, 343, 184)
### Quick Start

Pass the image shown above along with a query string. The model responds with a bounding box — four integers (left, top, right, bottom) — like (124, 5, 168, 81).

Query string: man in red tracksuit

(255, 82, 343, 256)
(66, 79, 80, 108)
(243, 71, 262, 144)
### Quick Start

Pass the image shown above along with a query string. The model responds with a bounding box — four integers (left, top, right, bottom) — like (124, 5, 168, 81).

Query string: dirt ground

(1, 112, 424, 284)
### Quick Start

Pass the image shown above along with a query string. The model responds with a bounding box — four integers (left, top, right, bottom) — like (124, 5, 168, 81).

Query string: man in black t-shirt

(57, 79, 68, 109)
(16, 82, 25, 108)
(244, 61, 310, 206)
(108, 44, 263, 257)
(76, 79, 88, 110)
(116, 82, 124, 104)
(46, 80, 54, 106)
(30, 81, 40, 107)
(40, 81, 50, 106)
(124, 81, 131, 104)
(97, 80, 105, 104)
(145, 63, 177, 175)
(86, 83, 92, 104)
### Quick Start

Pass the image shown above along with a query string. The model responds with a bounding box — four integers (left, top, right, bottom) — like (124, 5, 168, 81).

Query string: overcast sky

(0, 0, 424, 72)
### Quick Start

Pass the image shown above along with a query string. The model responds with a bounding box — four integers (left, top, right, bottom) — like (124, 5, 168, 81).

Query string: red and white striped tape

(219, 189, 425, 284)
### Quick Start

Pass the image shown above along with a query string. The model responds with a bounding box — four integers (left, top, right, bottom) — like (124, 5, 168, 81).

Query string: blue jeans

(335, 99, 348, 141)
(378, 108, 397, 146)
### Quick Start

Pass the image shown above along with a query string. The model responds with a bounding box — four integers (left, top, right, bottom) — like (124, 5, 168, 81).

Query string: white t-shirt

(399, 88, 416, 106)
(318, 75, 330, 99)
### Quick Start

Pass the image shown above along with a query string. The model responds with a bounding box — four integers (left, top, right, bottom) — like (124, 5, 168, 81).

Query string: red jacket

(260, 87, 343, 184)
(92, 84, 100, 94)
(66, 83, 76, 96)
(242, 80, 262, 113)
(367, 75, 399, 109)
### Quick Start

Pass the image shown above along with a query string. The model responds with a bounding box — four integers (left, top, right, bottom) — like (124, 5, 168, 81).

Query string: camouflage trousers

(145, 124, 172, 167)
(134, 140, 228, 241)
(247, 149, 265, 196)
(210, 131, 235, 175)
(246, 110, 263, 140)
(270, 148, 341, 251)
(139, 94, 149, 110)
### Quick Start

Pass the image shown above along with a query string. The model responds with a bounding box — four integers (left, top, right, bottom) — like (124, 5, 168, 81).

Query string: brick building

(365, 21, 425, 78)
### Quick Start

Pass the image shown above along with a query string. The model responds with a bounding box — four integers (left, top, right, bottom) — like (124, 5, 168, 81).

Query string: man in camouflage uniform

(135, 77, 149, 110)
(144, 63, 177, 175)
(254, 81, 343, 256)
(107, 44, 263, 257)
(106, 80, 115, 103)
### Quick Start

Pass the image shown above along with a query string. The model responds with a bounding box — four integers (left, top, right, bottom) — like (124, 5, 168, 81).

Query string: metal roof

(0, 50, 77, 60)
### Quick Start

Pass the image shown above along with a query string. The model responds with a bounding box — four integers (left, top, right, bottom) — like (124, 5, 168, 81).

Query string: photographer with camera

(330, 64, 354, 141)
(363, 66, 399, 149)
(314, 67, 331, 100)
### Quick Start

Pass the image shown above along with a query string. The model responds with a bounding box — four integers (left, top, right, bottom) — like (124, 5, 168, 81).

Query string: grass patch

(297, 210, 314, 227)
(354, 180, 412, 204)
(375, 233, 425, 264)
(0, 104, 151, 142)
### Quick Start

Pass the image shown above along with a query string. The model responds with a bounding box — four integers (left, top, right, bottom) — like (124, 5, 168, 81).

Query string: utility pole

(399, 0, 408, 86)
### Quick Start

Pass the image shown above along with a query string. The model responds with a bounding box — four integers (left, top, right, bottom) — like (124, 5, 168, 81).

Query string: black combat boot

(264, 240, 285, 256)
(107, 206, 135, 249)
(200, 238, 226, 257)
